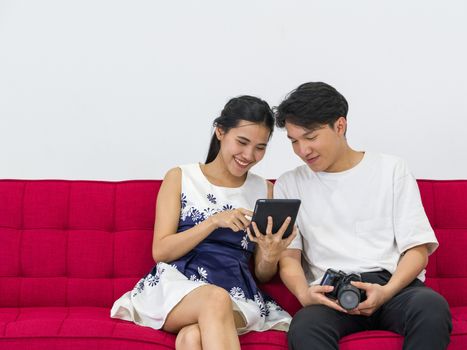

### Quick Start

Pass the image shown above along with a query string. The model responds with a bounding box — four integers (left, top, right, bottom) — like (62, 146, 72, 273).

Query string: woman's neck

(201, 156, 246, 188)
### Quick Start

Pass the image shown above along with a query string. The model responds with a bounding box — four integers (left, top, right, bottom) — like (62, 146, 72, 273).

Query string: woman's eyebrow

(238, 136, 267, 147)
(237, 136, 250, 142)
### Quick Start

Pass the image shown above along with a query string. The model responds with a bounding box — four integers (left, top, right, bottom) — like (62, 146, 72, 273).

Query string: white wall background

(1, 0, 466, 180)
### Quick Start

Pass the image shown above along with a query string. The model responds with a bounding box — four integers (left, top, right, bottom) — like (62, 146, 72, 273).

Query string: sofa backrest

(1, 179, 466, 311)
(418, 180, 467, 307)
(0, 180, 160, 308)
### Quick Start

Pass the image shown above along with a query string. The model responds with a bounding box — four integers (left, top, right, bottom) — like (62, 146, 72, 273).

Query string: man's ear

(215, 127, 224, 140)
(334, 117, 347, 136)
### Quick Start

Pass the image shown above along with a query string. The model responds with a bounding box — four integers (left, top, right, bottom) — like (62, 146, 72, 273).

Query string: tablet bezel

(249, 199, 301, 239)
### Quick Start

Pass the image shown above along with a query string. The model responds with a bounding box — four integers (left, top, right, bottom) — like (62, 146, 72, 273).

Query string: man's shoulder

(374, 152, 410, 175)
(377, 152, 405, 164)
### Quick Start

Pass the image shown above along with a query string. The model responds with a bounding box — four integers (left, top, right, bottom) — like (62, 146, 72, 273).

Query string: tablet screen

(250, 199, 301, 239)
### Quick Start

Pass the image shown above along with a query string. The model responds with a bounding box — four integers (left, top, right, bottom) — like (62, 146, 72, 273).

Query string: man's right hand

(298, 285, 349, 313)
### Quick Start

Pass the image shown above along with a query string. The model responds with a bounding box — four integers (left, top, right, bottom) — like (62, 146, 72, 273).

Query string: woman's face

(216, 120, 271, 177)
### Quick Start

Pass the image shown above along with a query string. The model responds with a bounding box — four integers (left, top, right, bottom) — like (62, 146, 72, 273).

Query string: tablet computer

(249, 199, 301, 239)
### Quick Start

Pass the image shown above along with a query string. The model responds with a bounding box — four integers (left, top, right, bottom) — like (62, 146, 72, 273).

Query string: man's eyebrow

(286, 129, 316, 140)
(305, 124, 327, 134)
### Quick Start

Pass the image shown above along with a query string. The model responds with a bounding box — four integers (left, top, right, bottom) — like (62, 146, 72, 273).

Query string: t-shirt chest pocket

(354, 217, 395, 259)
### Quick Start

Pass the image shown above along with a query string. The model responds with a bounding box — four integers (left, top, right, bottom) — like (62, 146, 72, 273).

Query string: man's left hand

(347, 281, 393, 316)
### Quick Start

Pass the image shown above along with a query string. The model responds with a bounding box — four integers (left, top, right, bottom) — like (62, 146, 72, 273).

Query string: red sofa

(0, 179, 465, 349)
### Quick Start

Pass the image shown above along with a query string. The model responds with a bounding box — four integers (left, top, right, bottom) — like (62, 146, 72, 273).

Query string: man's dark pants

(288, 271, 452, 350)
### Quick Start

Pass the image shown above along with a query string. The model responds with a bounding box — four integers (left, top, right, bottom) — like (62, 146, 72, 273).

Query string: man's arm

(383, 244, 428, 296)
(351, 163, 435, 316)
(279, 249, 310, 304)
(351, 244, 428, 316)
(279, 249, 348, 312)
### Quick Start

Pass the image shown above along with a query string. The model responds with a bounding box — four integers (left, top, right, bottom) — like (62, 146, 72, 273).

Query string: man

(274, 82, 452, 349)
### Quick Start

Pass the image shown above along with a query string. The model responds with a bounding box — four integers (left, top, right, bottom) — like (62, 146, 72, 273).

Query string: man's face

(285, 118, 347, 173)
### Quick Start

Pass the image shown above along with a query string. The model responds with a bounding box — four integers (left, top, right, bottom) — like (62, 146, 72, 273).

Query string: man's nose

(298, 142, 311, 158)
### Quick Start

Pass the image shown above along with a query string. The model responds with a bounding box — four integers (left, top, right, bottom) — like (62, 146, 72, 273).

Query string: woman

(111, 95, 296, 349)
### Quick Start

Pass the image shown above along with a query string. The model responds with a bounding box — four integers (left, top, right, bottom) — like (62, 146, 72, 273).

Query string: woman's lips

(234, 157, 251, 168)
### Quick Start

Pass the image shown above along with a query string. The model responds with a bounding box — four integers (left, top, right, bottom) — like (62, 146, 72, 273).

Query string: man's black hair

(275, 82, 348, 130)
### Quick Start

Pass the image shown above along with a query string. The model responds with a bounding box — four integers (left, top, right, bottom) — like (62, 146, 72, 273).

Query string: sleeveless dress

(110, 164, 291, 334)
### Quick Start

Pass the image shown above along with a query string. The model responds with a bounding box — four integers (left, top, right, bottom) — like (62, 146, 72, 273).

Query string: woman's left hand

(247, 216, 298, 263)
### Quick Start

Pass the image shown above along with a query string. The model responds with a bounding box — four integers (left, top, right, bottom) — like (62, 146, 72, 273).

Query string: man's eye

(238, 140, 247, 145)
(306, 136, 317, 141)
(291, 140, 297, 144)
(256, 146, 266, 151)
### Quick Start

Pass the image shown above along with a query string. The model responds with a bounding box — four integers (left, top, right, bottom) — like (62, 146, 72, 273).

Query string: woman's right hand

(209, 208, 253, 232)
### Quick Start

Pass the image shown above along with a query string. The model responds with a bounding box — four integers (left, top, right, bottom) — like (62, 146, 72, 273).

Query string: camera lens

(338, 285, 360, 310)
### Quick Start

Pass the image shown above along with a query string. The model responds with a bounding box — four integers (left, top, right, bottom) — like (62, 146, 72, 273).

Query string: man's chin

(304, 159, 322, 172)
(311, 162, 329, 172)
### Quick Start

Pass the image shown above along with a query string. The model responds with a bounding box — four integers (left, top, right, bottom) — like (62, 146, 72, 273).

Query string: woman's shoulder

(176, 163, 200, 173)
(160, 167, 182, 192)
(164, 166, 182, 180)
(164, 163, 201, 178)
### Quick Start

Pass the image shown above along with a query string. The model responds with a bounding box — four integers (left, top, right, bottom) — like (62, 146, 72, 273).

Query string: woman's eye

(306, 136, 317, 141)
(256, 146, 266, 151)
(237, 140, 247, 145)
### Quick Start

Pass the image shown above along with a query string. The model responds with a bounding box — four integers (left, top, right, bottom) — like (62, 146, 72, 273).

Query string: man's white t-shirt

(274, 152, 438, 285)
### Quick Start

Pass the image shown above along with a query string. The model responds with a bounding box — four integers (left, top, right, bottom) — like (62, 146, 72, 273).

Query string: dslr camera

(320, 268, 366, 310)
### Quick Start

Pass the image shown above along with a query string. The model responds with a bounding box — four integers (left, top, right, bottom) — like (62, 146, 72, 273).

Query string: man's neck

(325, 148, 365, 173)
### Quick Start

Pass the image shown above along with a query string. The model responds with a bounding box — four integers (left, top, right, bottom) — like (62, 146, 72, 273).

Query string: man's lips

(306, 155, 319, 164)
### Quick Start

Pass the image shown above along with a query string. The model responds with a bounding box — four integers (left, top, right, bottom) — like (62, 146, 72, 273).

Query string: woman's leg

(175, 324, 202, 350)
(176, 314, 246, 350)
(163, 285, 242, 350)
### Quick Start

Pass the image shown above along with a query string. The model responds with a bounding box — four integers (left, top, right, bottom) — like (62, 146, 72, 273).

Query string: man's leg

(377, 283, 452, 350)
(288, 304, 371, 350)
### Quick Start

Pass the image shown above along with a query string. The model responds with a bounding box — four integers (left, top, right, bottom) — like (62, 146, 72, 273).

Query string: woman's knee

(175, 324, 201, 350)
(201, 285, 232, 313)
(163, 286, 231, 332)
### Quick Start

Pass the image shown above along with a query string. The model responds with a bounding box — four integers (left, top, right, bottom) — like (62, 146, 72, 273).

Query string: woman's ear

(215, 127, 224, 141)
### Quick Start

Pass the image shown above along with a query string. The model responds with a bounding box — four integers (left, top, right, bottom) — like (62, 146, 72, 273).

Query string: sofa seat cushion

(0, 307, 175, 349)
(1, 306, 466, 349)
(0, 307, 289, 350)
(340, 330, 403, 349)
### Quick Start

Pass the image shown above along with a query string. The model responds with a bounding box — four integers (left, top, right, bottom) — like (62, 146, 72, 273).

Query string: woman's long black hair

(205, 95, 274, 164)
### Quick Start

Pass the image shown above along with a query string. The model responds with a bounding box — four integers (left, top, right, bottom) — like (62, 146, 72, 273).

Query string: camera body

(320, 268, 367, 310)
